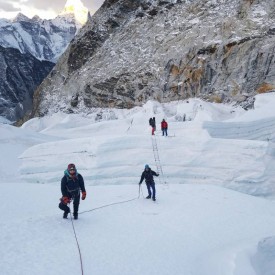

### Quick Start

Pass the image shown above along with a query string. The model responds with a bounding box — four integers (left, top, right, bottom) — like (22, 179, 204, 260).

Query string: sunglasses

(69, 168, 75, 171)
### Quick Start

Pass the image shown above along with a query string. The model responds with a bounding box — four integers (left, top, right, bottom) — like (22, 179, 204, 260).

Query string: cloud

(0, 1, 20, 12)
(20, 0, 64, 13)
(18, 0, 104, 14)
(0, 0, 104, 19)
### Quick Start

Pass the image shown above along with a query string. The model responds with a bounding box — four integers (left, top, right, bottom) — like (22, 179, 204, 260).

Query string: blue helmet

(145, 164, 149, 169)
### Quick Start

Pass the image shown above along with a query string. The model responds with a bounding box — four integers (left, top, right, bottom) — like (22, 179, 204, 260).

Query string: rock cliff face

(31, 0, 275, 117)
(0, 46, 54, 121)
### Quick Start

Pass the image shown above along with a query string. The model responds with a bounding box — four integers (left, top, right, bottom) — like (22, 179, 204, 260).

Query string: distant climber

(149, 117, 153, 127)
(161, 119, 168, 136)
(252, 97, 256, 109)
(59, 163, 86, 220)
(139, 164, 159, 201)
(149, 117, 156, 135)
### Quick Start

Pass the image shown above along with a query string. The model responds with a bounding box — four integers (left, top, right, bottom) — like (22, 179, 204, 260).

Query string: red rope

(68, 205, 84, 275)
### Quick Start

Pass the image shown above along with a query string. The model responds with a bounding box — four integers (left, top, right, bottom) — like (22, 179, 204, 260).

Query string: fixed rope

(65, 182, 147, 275)
(79, 185, 144, 216)
(66, 186, 142, 275)
(79, 196, 139, 214)
(68, 203, 84, 275)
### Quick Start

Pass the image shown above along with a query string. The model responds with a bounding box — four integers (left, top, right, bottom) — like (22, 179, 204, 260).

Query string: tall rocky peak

(13, 13, 32, 22)
(31, 0, 275, 117)
(0, 0, 91, 121)
(67, 0, 144, 73)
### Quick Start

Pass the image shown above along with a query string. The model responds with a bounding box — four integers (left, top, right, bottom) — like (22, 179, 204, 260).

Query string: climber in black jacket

(139, 164, 159, 201)
(59, 163, 86, 220)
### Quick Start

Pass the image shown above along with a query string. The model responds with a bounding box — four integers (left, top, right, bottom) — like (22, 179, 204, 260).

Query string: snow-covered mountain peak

(13, 12, 31, 22)
(0, 6, 81, 64)
(60, 0, 88, 25)
(32, 15, 43, 22)
(0, 1, 87, 122)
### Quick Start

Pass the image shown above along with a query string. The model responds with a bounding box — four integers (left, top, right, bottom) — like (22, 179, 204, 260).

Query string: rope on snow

(66, 185, 143, 275)
(68, 203, 84, 275)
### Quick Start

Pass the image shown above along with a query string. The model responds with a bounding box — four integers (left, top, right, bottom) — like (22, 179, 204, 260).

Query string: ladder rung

(151, 136, 165, 184)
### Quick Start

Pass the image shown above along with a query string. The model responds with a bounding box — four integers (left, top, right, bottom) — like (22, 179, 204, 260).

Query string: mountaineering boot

(146, 195, 151, 199)
(63, 210, 69, 219)
(73, 213, 78, 220)
(152, 198, 156, 201)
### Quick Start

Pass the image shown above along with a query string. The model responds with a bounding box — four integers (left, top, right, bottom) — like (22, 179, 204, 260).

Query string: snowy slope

(20, 95, 275, 198)
(1, 94, 275, 275)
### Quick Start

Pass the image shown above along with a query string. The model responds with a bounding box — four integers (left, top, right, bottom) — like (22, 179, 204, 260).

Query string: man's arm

(139, 172, 145, 184)
(61, 176, 68, 196)
(152, 170, 159, 176)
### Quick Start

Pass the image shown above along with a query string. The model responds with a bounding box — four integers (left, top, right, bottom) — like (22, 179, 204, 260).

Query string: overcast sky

(0, 0, 105, 19)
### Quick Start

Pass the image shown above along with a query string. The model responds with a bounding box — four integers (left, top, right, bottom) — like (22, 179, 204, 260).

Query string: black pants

(146, 181, 156, 199)
(59, 192, 80, 214)
(162, 128, 168, 136)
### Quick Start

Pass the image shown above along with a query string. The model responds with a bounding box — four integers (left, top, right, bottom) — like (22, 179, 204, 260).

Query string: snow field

(1, 183, 275, 275)
(2, 94, 275, 274)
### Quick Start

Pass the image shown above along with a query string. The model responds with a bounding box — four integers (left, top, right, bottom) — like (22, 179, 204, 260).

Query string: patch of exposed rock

(0, 46, 54, 121)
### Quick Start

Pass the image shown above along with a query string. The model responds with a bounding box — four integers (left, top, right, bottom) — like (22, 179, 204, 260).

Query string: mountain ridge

(0, 0, 90, 121)
(29, 0, 275, 119)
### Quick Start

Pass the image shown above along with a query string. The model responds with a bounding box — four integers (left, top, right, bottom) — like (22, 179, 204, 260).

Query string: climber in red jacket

(161, 119, 168, 136)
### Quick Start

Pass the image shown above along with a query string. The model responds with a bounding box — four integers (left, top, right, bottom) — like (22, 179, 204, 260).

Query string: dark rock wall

(0, 46, 54, 121)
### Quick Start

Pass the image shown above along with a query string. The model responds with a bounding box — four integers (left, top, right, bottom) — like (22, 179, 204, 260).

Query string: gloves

(81, 191, 86, 200)
(157, 174, 159, 176)
(62, 196, 70, 204)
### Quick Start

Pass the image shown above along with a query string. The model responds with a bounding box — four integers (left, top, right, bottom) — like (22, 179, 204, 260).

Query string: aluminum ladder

(151, 136, 167, 184)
